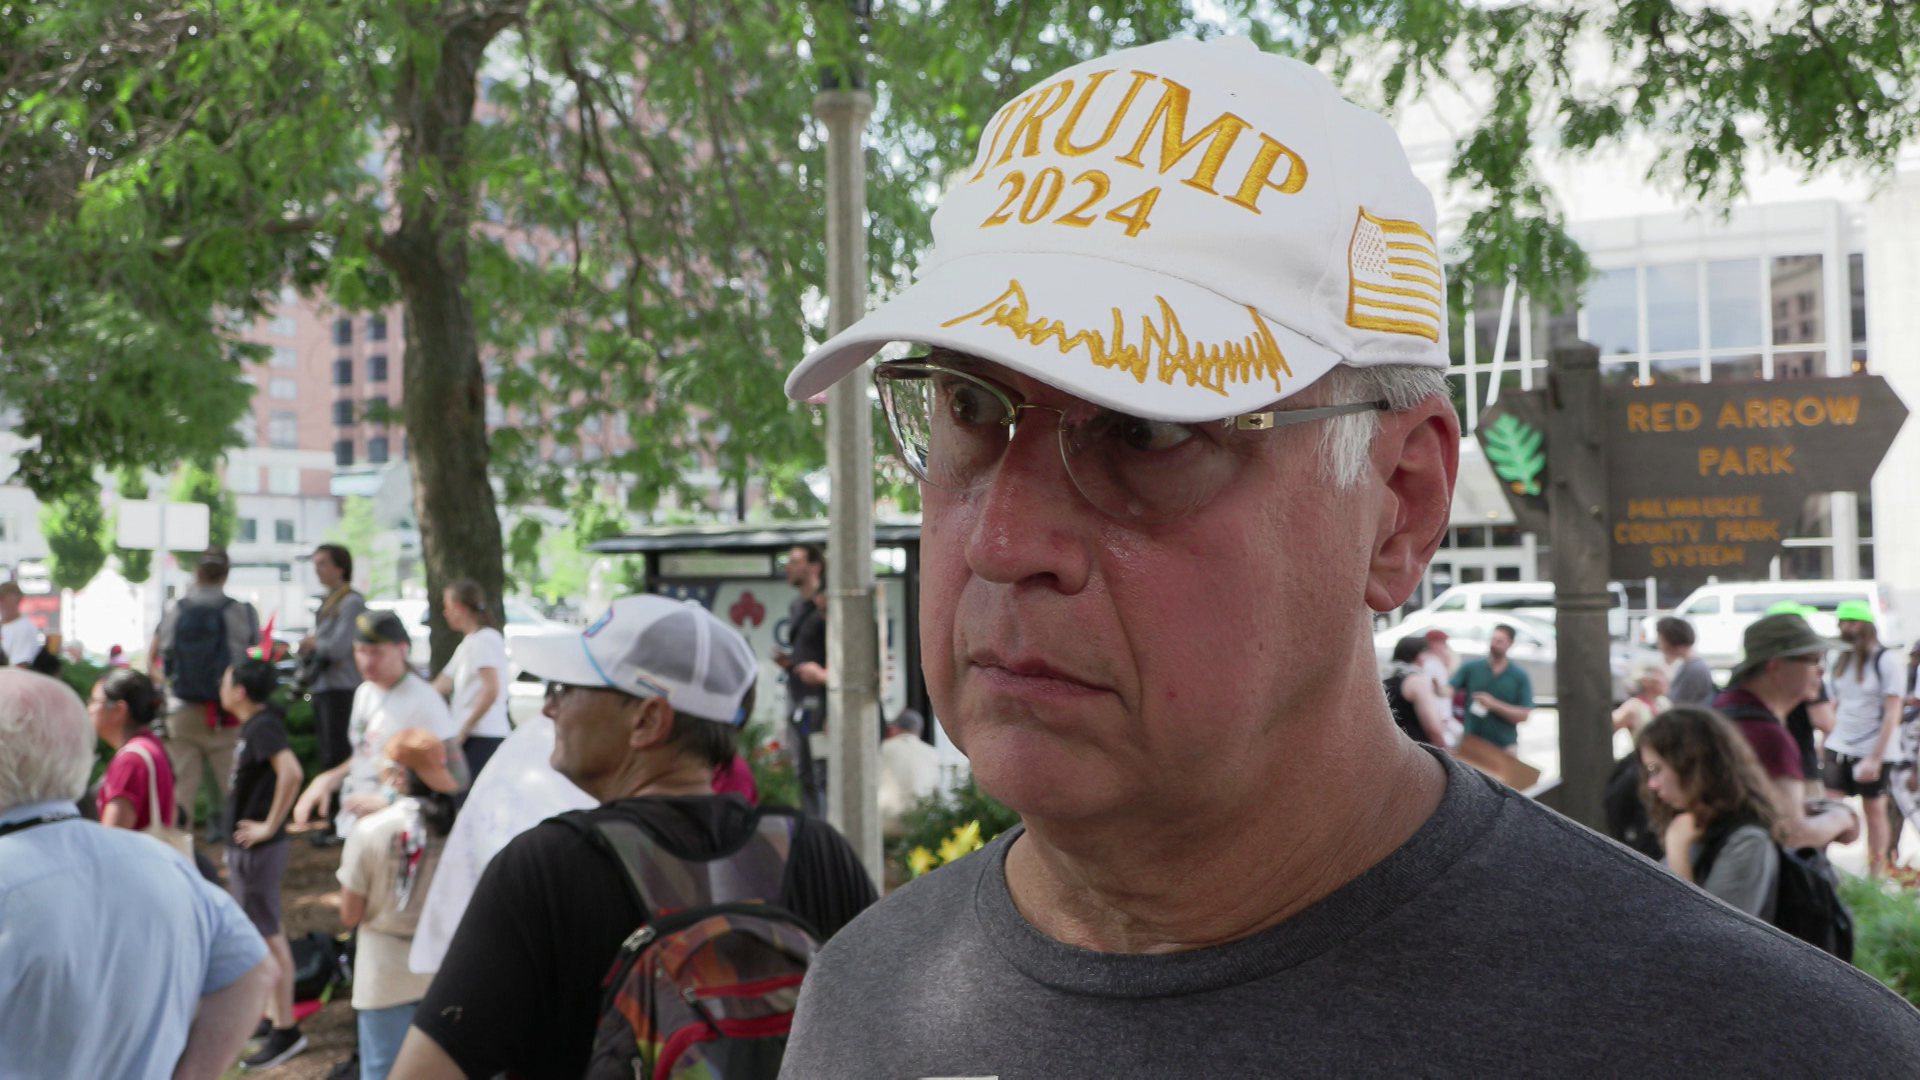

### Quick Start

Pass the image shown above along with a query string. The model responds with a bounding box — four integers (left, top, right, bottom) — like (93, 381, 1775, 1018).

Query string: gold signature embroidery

(941, 280, 1292, 396)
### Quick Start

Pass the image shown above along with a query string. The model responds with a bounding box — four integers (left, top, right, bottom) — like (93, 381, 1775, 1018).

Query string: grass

(1840, 874, 1920, 1006)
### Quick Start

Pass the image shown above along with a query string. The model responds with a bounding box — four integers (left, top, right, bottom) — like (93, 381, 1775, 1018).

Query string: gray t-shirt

(1828, 648, 1907, 760)
(783, 753, 1920, 1078)
(156, 585, 260, 710)
(1668, 655, 1718, 707)
(1693, 823, 1778, 922)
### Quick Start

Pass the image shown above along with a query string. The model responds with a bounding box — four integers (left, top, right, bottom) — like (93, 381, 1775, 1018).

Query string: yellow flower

(907, 846, 935, 878)
(937, 820, 984, 865)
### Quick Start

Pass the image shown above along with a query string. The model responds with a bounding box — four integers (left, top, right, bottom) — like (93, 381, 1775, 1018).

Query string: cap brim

(511, 632, 610, 689)
(416, 760, 461, 794)
(785, 251, 1346, 423)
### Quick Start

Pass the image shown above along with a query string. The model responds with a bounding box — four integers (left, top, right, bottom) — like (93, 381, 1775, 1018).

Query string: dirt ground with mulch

(202, 834, 358, 1080)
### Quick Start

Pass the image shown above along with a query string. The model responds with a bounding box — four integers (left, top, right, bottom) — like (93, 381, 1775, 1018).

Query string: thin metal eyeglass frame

(873, 359, 1390, 512)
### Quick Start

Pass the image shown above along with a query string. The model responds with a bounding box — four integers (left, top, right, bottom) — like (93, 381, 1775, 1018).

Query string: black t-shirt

(1784, 681, 1827, 781)
(413, 794, 877, 1080)
(787, 595, 827, 709)
(225, 705, 290, 841)
(1383, 669, 1429, 745)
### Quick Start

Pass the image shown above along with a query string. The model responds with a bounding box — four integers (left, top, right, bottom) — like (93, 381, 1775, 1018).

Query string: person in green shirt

(1452, 624, 1535, 750)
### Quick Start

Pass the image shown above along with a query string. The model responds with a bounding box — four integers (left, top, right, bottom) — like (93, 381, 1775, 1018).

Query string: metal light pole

(815, 58, 881, 885)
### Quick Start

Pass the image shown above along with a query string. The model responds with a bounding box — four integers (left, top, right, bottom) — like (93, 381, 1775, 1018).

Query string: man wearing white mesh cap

(777, 37, 1920, 1077)
(390, 596, 877, 1080)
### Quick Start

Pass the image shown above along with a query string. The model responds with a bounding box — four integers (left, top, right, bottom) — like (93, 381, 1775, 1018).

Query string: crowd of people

(0, 540, 916, 1079)
(11, 33, 1920, 1080)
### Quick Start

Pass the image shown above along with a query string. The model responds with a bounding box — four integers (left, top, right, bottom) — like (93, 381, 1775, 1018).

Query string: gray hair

(1310, 364, 1452, 489)
(0, 669, 93, 814)
(892, 708, 925, 737)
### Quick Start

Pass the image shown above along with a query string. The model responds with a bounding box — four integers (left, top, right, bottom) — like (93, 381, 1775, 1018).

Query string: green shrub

(1840, 874, 1920, 1006)
(741, 719, 801, 810)
(889, 775, 1021, 880)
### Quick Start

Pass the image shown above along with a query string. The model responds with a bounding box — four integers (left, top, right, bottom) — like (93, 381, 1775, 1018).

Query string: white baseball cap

(785, 37, 1447, 422)
(514, 594, 758, 724)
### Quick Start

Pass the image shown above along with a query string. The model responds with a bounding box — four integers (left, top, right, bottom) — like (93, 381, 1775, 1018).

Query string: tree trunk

(378, 5, 520, 671)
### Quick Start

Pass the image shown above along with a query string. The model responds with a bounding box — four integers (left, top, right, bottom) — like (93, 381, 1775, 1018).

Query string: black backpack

(558, 806, 821, 1080)
(1696, 819, 1854, 962)
(1602, 754, 1662, 860)
(166, 599, 234, 703)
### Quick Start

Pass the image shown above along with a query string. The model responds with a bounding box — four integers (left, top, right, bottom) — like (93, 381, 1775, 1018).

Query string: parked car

(1644, 580, 1902, 666)
(1421, 582, 1634, 639)
(1376, 609, 1651, 705)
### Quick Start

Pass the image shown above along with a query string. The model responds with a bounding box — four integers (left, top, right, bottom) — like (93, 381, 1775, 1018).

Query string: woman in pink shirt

(89, 668, 176, 831)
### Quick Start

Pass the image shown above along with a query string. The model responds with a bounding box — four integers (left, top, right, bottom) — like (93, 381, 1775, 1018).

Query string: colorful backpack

(564, 808, 822, 1080)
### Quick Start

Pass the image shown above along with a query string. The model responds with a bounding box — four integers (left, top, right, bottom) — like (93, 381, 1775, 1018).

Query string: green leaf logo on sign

(1484, 412, 1545, 496)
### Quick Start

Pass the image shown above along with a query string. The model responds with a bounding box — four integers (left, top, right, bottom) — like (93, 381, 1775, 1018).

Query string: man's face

(1488, 628, 1514, 661)
(1772, 654, 1824, 704)
(313, 550, 344, 587)
(918, 359, 1450, 822)
(545, 683, 643, 796)
(354, 641, 408, 688)
(783, 547, 814, 588)
(0, 593, 18, 621)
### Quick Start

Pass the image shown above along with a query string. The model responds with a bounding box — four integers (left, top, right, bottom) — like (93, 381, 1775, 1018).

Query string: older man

(388, 595, 875, 1080)
(1712, 614, 1863, 853)
(776, 37, 1920, 1077)
(0, 669, 276, 1079)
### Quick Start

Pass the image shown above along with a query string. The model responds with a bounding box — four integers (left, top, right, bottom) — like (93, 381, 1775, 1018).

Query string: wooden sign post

(1478, 347, 1909, 830)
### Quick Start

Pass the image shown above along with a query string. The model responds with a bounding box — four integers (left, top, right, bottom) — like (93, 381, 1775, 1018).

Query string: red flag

(259, 613, 276, 660)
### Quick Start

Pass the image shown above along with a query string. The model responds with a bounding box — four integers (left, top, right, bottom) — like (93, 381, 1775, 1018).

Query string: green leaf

(1483, 412, 1545, 497)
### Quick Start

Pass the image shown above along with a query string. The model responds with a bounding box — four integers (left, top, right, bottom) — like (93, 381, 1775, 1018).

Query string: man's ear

(626, 696, 677, 751)
(1365, 397, 1459, 613)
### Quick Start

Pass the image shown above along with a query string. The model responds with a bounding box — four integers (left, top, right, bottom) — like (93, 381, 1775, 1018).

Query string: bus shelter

(585, 521, 931, 738)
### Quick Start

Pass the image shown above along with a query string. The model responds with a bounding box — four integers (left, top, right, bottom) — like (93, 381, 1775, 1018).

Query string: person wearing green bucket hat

(1756, 600, 1836, 795)
(1825, 599, 1906, 875)
(1710, 614, 1861, 853)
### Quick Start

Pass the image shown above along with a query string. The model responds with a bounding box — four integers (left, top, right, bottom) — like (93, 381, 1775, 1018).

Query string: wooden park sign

(1478, 374, 1907, 580)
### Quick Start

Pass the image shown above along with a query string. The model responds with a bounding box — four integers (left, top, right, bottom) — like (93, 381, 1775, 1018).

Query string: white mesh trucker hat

(514, 594, 758, 723)
(785, 37, 1447, 421)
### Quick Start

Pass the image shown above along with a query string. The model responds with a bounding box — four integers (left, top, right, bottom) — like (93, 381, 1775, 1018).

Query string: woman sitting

(1638, 706, 1782, 919)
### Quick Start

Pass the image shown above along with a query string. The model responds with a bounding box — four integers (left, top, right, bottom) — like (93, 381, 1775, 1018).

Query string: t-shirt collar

(0, 799, 79, 828)
(972, 749, 1504, 998)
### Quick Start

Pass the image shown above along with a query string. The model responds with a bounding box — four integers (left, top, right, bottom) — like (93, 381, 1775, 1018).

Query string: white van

(1654, 580, 1901, 664)
(1421, 582, 1633, 639)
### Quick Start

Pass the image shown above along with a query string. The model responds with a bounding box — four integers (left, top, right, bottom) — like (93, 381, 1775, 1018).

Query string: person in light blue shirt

(0, 668, 277, 1080)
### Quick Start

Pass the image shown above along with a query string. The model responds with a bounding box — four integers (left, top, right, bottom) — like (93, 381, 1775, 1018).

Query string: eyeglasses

(545, 681, 624, 707)
(873, 360, 1388, 524)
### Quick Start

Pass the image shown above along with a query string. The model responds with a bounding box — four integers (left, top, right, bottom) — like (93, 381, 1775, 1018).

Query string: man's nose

(961, 414, 1092, 595)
